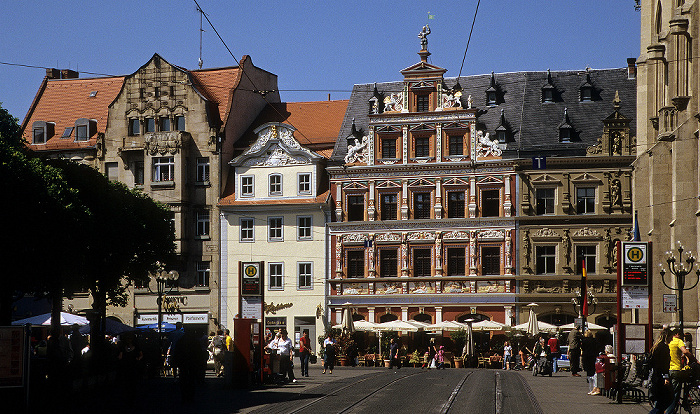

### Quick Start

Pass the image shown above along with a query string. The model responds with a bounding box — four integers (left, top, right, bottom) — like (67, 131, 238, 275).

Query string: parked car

(557, 345, 570, 371)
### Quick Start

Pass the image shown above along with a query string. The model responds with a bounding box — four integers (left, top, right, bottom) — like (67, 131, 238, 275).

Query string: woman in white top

(503, 341, 512, 370)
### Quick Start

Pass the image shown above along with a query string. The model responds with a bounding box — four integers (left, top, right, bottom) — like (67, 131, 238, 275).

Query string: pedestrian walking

(582, 330, 600, 395)
(322, 333, 335, 374)
(667, 328, 695, 414)
(389, 338, 402, 370)
(547, 335, 560, 373)
(209, 329, 226, 377)
(503, 341, 512, 370)
(224, 329, 233, 351)
(436, 345, 446, 369)
(277, 329, 296, 383)
(298, 330, 311, 377)
(427, 338, 437, 369)
(648, 328, 672, 414)
(568, 325, 583, 377)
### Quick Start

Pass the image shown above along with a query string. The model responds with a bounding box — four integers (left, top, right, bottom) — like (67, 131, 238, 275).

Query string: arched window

(413, 313, 432, 323)
(379, 313, 398, 323)
(539, 313, 575, 326)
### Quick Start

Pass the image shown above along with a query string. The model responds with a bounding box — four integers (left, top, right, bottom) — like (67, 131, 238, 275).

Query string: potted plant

(454, 356, 464, 368)
(337, 333, 356, 366)
(409, 350, 421, 368)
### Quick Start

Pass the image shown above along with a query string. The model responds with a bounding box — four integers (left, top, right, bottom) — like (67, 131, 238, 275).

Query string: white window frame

(297, 216, 312, 240)
(152, 156, 175, 182)
(298, 262, 313, 289)
(298, 173, 312, 195)
(196, 261, 210, 287)
(269, 262, 284, 290)
(268, 217, 283, 241)
(269, 174, 282, 196)
(241, 175, 254, 197)
(196, 157, 210, 183)
(196, 210, 210, 238)
(240, 218, 254, 242)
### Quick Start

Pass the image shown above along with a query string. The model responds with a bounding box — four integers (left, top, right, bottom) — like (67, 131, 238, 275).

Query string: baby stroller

(532, 356, 553, 376)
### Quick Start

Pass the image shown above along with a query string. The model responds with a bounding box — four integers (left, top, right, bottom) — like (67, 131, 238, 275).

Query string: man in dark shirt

(568, 326, 582, 376)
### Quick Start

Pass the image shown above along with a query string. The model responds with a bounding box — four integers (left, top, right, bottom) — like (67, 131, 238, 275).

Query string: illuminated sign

(621, 242, 649, 287)
(241, 262, 262, 296)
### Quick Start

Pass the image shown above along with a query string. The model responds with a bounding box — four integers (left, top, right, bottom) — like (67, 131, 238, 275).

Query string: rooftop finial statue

(418, 25, 431, 50)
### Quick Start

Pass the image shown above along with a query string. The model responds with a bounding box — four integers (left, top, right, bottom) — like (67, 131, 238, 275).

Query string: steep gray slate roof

(331, 68, 636, 162)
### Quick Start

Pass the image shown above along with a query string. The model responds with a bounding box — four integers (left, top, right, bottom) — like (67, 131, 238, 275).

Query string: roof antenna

(197, 6, 205, 69)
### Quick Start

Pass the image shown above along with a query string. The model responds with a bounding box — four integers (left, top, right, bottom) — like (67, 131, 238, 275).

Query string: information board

(621, 242, 649, 286)
(663, 294, 678, 313)
(241, 262, 262, 296)
(622, 286, 649, 308)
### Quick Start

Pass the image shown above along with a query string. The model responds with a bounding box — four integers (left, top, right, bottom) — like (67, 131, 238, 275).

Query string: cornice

(328, 219, 515, 233)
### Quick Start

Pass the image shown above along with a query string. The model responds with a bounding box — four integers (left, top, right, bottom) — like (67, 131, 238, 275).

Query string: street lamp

(571, 290, 598, 319)
(149, 267, 179, 339)
(659, 241, 700, 334)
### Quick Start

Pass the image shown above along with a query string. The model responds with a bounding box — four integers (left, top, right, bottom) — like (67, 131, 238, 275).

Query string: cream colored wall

(236, 164, 319, 200)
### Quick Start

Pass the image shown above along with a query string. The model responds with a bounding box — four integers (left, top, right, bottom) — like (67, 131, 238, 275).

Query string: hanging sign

(241, 262, 262, 296)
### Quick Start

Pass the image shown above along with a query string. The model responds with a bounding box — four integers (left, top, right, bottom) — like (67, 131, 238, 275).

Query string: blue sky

(0, 0, 641, 121)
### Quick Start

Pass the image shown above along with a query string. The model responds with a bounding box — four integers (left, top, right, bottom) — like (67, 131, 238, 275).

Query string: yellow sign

(244, 264, 258, 278)
(626, 247, 644, 263)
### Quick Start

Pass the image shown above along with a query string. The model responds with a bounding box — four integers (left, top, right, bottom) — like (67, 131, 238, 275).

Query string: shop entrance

(294, 316, 316, 354)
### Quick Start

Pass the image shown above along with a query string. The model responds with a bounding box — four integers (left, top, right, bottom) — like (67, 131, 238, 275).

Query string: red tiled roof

(219, 190, 331, 206)
(189, 66, 243, 123)
(22, 76, 125, 151)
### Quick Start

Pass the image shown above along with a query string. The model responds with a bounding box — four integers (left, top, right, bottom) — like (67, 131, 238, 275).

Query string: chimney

(626, 58, 637, 80)
(61, 69, 79, 79)
(46, 68, 61, 79)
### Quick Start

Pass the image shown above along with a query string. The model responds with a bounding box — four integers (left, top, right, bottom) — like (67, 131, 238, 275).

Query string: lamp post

(659, 241, 700, 334)
(150, 268, 179, 340)
(571, 291, 598, 319)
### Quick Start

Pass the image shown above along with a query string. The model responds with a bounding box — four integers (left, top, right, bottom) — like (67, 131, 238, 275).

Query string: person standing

(581, 330, 599, 395)
(298, 330, 311, 377)
(648, 328, 672, 414)
(224, 329, 233, 351)
(389, 338, 401, 370)
(503, 341, 512, 370)
(547, 335, 560, 373)
(568, 326, 583, 377)
(667, 328, 695, 414)
(427, 338, 437, 369)
(323, 334, 335, 374)
(209, 330, 226, 377)
(277, 329, 296, 383)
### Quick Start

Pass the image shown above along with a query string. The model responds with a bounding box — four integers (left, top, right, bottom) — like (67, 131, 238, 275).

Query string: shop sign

(136, 314, 158, 325)
(183, 313, 208, 324)
(663, 294, 678, 313)
(163, 314, 183, 324)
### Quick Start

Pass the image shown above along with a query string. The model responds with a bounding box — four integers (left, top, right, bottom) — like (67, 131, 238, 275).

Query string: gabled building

(327, 31, 637, 330)
(220, 100, 347, 344)
(20, 54, 279, 332)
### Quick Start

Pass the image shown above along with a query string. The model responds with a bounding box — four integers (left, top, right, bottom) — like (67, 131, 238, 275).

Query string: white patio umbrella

(513, 320, 558, 333)
(559, 321, 608, 331)
(333, 320, 378, 332)
(341, 304, 355, 334)
(425, 320, 467, 331)
(471, 320, 507, 331)
(12, 312, 88, 326)
(526, 306, 539, 336)
(463, 322, 475, 357)
(375, 320, 422, 332)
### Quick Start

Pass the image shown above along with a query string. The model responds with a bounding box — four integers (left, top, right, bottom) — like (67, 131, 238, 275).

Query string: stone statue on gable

(345, 135, 369, 164)
(418, 25, 431, 50)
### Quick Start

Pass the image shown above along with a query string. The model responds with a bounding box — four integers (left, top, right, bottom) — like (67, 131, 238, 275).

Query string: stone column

(434, 178, 443, 219)
(504, 175, 512, 217)
(368, 180, 376, 221)
(468, 177, 477, 218)
(402, 125, 408, 164)
(401, 179, 409, 220)
(401, 307, 409, 321)
(436, 124, 443, 162)
(335, 182, 343, 221)
(504, 306, 513, 326)
(435, 307, 443, 323)
(368, 307, 376, 323)
(469, 231, 478, 275)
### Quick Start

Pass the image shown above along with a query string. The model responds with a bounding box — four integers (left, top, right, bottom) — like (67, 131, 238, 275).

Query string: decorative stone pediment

(343, 181, 368, 190)
(343, 234, 368, 244)
(144, 131, 187, 155)
(531, 174, 562, 185)
(407, 231, 436, 242)
(571, 173, 602, 184)
(572, 227, 602, 239)
(477, 175, 503, 185)
(408, 178, 434, 187)
(479, 229, 504, 240)
(376, 125, 402, 133)
(230, 122, 320, 167)
(376, 180, 401, 189)
(241, 144, 308, 167)
(409, 123, 436, 132)
(443, 177, 470, 187)
(376, 232, 402, 243)
(531, 228, 560, 239)
(443, 230, 470, 240)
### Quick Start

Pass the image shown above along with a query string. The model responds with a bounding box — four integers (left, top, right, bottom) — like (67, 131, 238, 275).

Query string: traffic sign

(663, 294, 678, 313)
(621, 242, 650, 286)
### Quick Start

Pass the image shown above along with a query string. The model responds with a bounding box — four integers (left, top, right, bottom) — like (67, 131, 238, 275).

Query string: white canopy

(559, 322, 608, 331)
(375, 320, 424, 332)
(12, 312, 88, 326)
(425, 320, 466, 331)
(333, 320, 379, 332)
(513, 320, 558, 333)
(471, 320, 507, 331)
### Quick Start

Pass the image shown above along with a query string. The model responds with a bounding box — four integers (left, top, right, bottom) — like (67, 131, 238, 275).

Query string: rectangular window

(75, 125, 88, 141)
(481, 189, 500, 217)
(536, 188, 555, 215)
(196, 211, 210, 237)
(413, 192, 431, 219)
(536, 246, 556, 274)
(380, 249, 398, 277)
(481, 246, 501, 275)
(447, 191, 465, 218)
(240, 218, 254, 241)
(196, 157, 210, 182)
(576, 187, 595, 214)
(381, 193, 398, 220)
(347, 250, 364, 278)
(297, 216, 311, 240)
(196, 261, 210, 287)
(298, 262, 312, 289)
(413, 248, 432, 277)
(241, 176, 254, 197)
(414, 137, 429, 158)
(152, 156, 174, 182)
(129, 119, 140, 136)
(347, 195, 365, 221)
(298, 173, 311, 195)
(268, 217, 283, 241)
(33, 128, 45, 144)
(269, 174, 282, 196)
(448, 135, 463, 156)
(416, 95, 429, 112)
(145, 118, 155, 133)
(105, 162, 118, 181)
(133, 161, 144, 186)
(381, 138, 396, 159)
(576, 245, 596, 274)
(269, 263, 283, 290)
(159, 117, 170, 132)
(61, 127, 73, 138)
(447, 248, 466, 276)
(175, 116, 185, 131)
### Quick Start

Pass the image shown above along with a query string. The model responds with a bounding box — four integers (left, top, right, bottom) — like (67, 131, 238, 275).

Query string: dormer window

(416, 94, 430, 112)
(580, 71, 596, 102)
(75, 125, 88, 141)
(560, 128, 572, 142)
(61, 127, 74, 139)
(541, 69, 557, 103)
(559, 108, 575, 142)
(495, 109, 511, 142)
(74, 118, 96, 142)
(32, 121, 54, 144)
(486, 71, 500, 106)
(496, 129, 507, 142)
(486, 90, 497, 106)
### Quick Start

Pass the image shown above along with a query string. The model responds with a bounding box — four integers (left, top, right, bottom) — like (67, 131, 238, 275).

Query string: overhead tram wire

(457, 0, 481, 79)
(192, 0, 315, 146)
